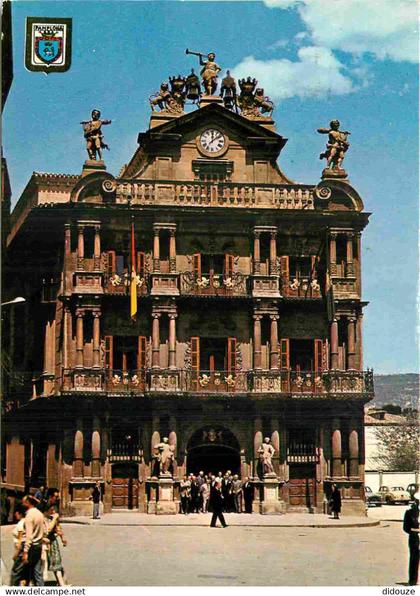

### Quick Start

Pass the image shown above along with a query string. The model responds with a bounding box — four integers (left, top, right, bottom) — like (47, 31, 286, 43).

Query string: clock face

(199, 129, 226, 154)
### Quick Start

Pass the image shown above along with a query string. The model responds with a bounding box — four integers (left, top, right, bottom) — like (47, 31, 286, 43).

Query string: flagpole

(130, 216, 137, 321)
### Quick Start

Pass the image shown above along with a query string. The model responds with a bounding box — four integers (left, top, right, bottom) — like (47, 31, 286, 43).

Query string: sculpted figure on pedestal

(149, 78, 186, 114)
(220, 70, 237, 111)
(238, 78, 274, 119)
(185, 49, 221, 96)
(258, 437, 275, 475)
(317, 120, 351, 171)
(153, 437, 175, 475)
(80, 109, 112, 161)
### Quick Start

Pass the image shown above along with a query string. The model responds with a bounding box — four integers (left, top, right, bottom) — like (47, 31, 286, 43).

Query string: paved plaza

(0, 507, 413, 586)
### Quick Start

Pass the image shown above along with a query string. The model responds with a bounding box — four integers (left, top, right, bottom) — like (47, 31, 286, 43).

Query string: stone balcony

(115, 180, 315, 210)
(180, 272, 248, 298)
(59, 368, 373, 398)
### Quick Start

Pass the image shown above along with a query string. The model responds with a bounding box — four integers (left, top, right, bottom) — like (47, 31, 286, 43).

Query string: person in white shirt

(21, 495, 45, 586)
(10, 506, 28, 586)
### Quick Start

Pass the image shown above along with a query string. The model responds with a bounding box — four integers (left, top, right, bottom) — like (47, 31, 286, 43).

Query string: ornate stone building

(2, 58, 373, 515)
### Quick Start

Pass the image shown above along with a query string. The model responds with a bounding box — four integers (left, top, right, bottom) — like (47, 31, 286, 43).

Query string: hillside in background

(372, 374, 418, 408)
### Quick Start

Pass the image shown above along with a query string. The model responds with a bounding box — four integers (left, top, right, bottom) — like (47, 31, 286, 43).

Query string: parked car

(378, 485, 411, 505)
(365, 486, 382, 507)
(406, 483, 419, 498)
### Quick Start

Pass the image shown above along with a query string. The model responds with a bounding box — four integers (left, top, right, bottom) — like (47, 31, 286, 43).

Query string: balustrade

(56, 368, 373, 396)
(180, 271, 248, 296)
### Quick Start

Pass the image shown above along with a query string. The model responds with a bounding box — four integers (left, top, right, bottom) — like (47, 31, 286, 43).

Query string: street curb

(61, 519, 380, 529)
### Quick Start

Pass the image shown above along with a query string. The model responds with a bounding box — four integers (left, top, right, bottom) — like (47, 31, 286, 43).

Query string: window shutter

(280, 339, 290, 369)
(137, 336, 147, 370)
(107, 251, 116, 276)
(191, 337, 200, 371)
(314, 339, 323, 372)
(227, 337, 237, 373)
(137, 252, 146, 275)
(104, 336, 113, 375)
(224, 254, 234, 278)
(280, 256, 289, 278)
(193, 254, 201, 278)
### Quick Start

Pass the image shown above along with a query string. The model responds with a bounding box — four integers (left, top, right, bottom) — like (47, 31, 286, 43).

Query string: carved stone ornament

(314, 185, 332, 201)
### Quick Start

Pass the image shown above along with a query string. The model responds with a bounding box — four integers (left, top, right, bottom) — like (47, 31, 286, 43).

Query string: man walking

(403, 492, 420, 585)
(91, 482, 101, 519)
(21, 495, 45, 586)
(209, 481, 227, 528)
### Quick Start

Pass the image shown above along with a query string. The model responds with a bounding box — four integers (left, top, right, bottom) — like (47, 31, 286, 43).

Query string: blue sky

(3, 0, 419, 374)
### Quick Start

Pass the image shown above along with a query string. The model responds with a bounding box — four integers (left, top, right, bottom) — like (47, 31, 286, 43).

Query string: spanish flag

(130, 222, 137, 320)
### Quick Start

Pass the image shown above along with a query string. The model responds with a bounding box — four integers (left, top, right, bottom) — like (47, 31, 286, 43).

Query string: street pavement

(1, 514, 411, 586)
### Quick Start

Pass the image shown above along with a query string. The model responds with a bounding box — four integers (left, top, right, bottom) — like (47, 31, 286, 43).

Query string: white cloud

(263, 0, 418, 63)
(230, 46, 355, 100)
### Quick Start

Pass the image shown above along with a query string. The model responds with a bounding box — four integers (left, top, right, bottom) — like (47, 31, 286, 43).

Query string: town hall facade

(2, 57, 373, 515)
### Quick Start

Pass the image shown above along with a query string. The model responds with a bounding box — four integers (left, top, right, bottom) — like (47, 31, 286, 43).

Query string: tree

(374, 411, 420, 471)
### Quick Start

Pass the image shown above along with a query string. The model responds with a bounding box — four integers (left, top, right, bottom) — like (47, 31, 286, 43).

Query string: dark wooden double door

(288, 464, 317, 508)
(112, 464, 139, 509)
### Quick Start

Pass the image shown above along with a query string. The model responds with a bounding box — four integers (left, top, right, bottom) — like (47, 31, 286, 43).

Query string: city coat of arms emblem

(25, 17, 72, 73)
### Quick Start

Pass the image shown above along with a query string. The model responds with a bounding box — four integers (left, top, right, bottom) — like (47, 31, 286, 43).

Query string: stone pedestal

(153, 475, 178, 515)
(82, 160, 106, 177)
(199, 95, 224, 108)
(321, 167, 347, 180)
(149, 111, 183, 129)
(260, 474, 286, 515)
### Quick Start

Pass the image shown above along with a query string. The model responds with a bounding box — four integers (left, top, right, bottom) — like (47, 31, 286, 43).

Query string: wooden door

(224, 254, 234, 278)
(280, 256, 289, 295)
(137, 336, 147, 389)
(288, 464, 316, 508)
(112, 466, 139, 509)
(193, 253, 201, 278)
(104, 335, 113, 378)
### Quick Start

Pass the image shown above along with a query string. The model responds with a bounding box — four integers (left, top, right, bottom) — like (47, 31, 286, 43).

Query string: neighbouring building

(2, 57, 374, 516)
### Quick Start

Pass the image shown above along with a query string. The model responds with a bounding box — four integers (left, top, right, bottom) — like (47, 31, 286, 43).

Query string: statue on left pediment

(149, 76, 186, 114)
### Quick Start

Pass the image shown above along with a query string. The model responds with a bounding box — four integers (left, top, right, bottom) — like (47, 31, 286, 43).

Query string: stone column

(169, 416, 177, 476)
(356, 313, 363, 370)
(349, 425, 359, 478)
(94, 225, 101, 270)
(77, 224, 85, 269)
(64, 224, 71, 256)
(269, 231, 277, 274)
(73, 423, 84, 477)
(92, 310, 101, 368)
(329, 232, 337, 275)
(75, 310, 84, 368)
(168, 313, 177, 369)
(330, 318, 339, 370)
(253, 417, 263, 480)
(346, 232, 354, 276)
(153, 227, 160, 272)
(269, 314, 279, 370)
(270, 419, 280, 476)
(152, 313, 161, 368)
(253, 314, 262, 370)
(331, 419, 342, 478)
(169, 228, 176, 273)
(91, 417, 101, 478)
(63, 306, 70, 370)
(347, 317, 356, 370)
(253, 230, 261, 274)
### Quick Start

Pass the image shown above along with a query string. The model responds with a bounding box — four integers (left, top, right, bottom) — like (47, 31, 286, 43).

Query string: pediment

(122, 102, 289, 181)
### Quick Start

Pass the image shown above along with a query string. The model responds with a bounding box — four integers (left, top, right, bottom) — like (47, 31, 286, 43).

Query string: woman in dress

(43, 504, 69, 586)
(329, 484, 342, 520)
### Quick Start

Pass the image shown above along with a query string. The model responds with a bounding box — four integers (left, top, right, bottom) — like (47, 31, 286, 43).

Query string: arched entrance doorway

(186, 427, 241, 476)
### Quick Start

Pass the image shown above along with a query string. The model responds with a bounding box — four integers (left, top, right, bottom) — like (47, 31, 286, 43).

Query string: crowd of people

(179, 471, 254, 517)
(8, 487, 70, 587)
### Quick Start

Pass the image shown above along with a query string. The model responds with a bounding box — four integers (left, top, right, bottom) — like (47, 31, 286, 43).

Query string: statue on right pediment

(317, 120, 351, 172)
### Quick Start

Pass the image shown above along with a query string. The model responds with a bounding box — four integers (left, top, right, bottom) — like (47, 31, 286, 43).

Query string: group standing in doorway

(179, 470, 254, 515)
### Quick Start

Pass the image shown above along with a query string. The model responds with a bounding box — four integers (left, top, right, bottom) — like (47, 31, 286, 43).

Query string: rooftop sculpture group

(148, 50, 275, 120)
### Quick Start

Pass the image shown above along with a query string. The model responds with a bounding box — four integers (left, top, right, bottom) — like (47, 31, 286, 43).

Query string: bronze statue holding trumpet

(186, 49, 221, 96)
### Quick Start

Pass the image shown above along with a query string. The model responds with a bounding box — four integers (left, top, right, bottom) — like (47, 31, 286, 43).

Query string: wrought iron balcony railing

(180, 272, 248, 297)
